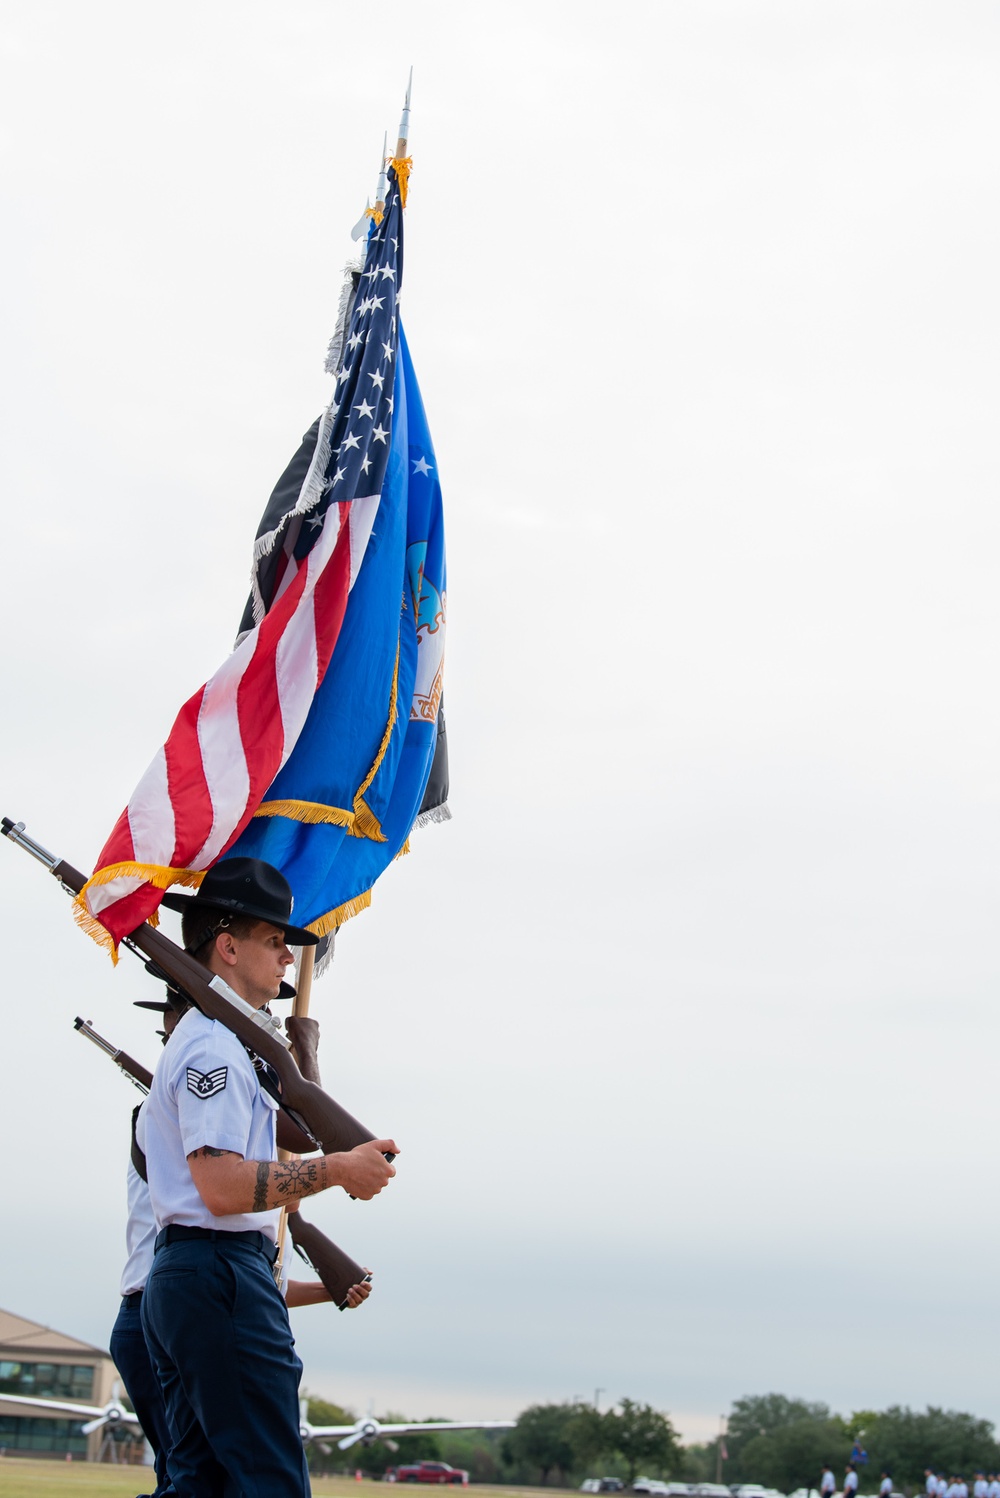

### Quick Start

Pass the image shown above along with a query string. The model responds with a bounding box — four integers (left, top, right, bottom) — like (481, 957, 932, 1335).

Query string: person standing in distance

(844, 1463, 860, 1498)
(140, 859, 398, 1498)
(821, 1465, 837, 1498)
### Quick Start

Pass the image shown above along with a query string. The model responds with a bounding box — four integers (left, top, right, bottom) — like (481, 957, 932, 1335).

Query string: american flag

(78, 172, 407, 956)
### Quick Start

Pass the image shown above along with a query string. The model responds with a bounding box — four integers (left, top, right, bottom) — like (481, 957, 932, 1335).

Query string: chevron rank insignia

(186, 1066, 228, 1099)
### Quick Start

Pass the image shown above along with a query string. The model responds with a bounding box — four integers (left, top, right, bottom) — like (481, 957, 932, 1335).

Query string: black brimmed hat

(160, 857, 319, 947)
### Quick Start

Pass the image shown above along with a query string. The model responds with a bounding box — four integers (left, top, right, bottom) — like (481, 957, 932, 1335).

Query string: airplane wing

(0, 1392, 140, 1426)
(306, 1419, 515, 1441)
(374, 1421, 516, 1436)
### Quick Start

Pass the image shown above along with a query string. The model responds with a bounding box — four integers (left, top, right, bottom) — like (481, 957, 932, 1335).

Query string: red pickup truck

(388, 1461, 469, 1485)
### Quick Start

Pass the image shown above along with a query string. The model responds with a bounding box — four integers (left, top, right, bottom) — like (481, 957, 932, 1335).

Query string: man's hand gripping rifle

(2, 817, 392, 1166)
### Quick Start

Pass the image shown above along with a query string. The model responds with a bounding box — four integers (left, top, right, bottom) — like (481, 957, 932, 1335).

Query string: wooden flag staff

(275, 943, 317, 1279)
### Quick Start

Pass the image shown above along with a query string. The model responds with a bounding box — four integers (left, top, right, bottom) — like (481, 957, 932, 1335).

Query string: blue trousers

(110, 1292, 176, 1497)
(141, 1232, 309, 1498)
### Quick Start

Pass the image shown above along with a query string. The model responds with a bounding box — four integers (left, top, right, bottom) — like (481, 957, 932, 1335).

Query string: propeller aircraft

(298, 1409, 515, 1452)
(0, 1387, 141, 1436)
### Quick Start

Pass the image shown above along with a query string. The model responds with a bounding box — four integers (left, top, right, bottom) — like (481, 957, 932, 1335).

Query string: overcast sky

(1, 0, 999, 1449)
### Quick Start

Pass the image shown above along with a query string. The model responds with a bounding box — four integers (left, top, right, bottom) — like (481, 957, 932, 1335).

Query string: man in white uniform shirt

(110, 996, 184, 1498)
(821, 1465, 837, 1498)
(139, 858, 397, 1498)
(844, 1463, 859, 1498)
(113, 988, 371, 1497)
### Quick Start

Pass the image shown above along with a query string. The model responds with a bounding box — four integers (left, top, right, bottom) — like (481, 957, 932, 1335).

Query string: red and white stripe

(84, 477, 381, 948)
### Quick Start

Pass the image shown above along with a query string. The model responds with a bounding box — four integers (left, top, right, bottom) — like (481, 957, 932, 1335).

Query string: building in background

(0, 1308, 123, 1463)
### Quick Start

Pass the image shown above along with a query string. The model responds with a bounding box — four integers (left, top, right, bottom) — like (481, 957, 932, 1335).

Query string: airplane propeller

(77, 1381, 131, 1435)
(339, 1417, 380, 1450)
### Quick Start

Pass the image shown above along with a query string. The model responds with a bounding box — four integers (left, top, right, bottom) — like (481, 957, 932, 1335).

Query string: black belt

(123, 1290, 144, 1308)
(154, 1225, 278, 1265)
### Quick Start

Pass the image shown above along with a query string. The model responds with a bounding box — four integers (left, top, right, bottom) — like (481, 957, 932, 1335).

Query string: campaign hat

(161, 857, 319, 947)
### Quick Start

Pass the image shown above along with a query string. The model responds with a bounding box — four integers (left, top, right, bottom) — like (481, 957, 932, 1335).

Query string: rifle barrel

(74, 1017, 153, 1094)
(4, 818, 381, 1157)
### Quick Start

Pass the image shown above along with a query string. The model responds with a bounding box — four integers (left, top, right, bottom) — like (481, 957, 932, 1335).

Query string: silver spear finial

(395, 66, 413, 157)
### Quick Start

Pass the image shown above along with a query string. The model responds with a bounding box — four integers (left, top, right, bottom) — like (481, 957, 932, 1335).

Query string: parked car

(633, 1482, 671, 1495)
(390, 1462, 468, 1485)
(580, 1482, 625, 1493)
(696, 1486, 735, 1497)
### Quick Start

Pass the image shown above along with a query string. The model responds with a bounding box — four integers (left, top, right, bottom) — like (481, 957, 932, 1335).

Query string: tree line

(304, 1391, 1000, 1492)
(707, 1395, 1000, 1496)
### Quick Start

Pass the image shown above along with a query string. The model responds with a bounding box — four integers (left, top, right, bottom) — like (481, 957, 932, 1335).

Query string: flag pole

(293, 944, 316, 1016)
(275, 943, 317, 1282)
(391, 68, 413, 208)
(375, 131, 388, 217)
(395, 66, 412, 158)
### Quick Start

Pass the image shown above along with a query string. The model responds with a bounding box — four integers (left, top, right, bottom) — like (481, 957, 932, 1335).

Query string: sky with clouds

(1, 0, 998, 1448)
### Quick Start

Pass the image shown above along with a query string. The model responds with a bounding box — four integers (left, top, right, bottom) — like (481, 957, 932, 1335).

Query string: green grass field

(0, 1459, 556, 1498)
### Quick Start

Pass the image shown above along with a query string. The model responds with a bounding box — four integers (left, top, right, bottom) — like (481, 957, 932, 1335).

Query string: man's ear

(215, 931, 240, 968)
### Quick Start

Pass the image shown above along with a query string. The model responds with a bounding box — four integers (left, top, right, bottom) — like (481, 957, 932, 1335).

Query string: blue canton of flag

(227, 166, 448, 945)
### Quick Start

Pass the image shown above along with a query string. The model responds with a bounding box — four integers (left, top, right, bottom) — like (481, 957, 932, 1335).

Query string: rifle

(3, 818, 387, 1161)
(74, 1012, 369, 1310)
(287, 1211, 372, 1312)
(74, 1016, 153, 1093)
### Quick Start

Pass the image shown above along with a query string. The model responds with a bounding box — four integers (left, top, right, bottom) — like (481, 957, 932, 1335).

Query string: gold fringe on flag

(306, 887, 373, 939)
(366, 204, 384, 226)
(73, 862, 206, 961)
(390, 156, 412, 209)
(349, 637, 400, 843)
(253, 799, 355, 830)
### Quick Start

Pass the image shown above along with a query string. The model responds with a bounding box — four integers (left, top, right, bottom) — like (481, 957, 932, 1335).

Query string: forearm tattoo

(190, 1146, 228, 1158)
(251, 1157, 328, 1212)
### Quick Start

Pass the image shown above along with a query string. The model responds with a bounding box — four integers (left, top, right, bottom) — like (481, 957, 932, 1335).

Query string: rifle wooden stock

(50, 856, 377, 1158)
(114, 1050, 154, 1092)
(287, 1211, 369, 1311)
